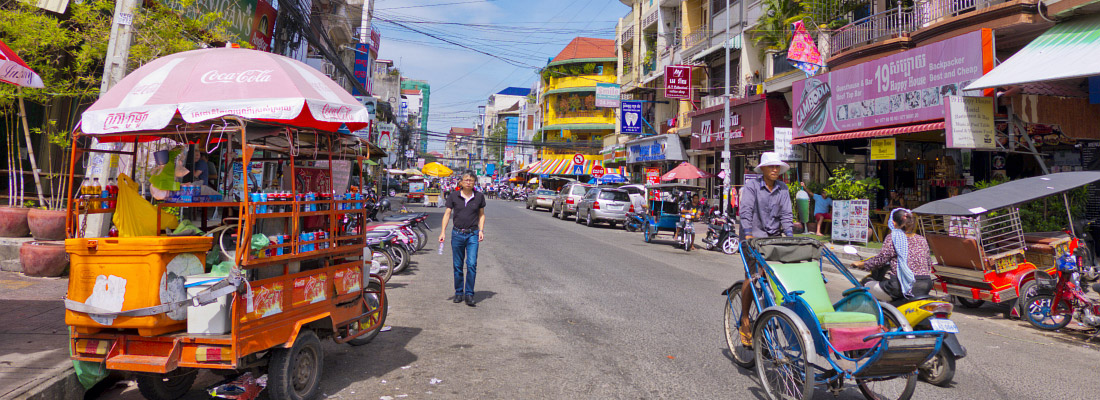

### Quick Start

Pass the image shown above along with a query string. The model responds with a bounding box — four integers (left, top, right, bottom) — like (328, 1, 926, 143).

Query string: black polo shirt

(446, 189, 486, 230)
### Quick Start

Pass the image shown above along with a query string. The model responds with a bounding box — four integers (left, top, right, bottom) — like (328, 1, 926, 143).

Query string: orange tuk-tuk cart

(62, 47, 386, 400)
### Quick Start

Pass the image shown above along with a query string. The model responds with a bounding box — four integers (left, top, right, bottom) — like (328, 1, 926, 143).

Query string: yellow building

(539, 37, 617, 163)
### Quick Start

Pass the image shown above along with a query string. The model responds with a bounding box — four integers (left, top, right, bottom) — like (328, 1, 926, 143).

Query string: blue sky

(373, 0, 630, 151)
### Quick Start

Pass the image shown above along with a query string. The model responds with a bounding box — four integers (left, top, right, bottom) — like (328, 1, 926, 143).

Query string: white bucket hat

(754, 151, 790, 174)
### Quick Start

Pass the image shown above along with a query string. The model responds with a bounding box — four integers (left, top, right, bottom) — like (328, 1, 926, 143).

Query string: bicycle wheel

(723, 236, 740, 255)
(856, 373, 917, 400)
(1023, 294, 1072, 330)
(724, 281, 757, 368)
(754, 310, 814, 400)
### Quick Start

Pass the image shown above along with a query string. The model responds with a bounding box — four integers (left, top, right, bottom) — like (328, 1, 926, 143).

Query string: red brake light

(593, 201, 600, 210)
(567, 198, 574, 205)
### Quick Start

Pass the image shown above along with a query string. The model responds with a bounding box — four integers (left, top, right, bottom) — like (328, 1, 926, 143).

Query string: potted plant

(20, 123, 74, 277)
(823, 167, 882, 242)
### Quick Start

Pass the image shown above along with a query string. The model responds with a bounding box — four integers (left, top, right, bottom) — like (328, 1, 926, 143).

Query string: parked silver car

(551, 182, 592, 220)
(526, 189, 556, 211)
(575, 187, 632, 228)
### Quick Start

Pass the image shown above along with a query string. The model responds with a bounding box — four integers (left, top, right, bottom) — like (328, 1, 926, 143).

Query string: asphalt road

(103, 199, 1100, 399)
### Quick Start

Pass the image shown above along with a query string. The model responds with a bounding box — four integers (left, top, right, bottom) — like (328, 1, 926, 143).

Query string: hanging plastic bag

(113, 173, 179, 237)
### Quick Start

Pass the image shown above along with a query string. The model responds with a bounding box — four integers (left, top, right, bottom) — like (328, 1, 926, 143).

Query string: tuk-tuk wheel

(954, 296, 985, 309)
(136, 368, 197, 400)
(268, 330, 324, 400)
(643, 222, 652, 243)
(348, 280, 389, 346)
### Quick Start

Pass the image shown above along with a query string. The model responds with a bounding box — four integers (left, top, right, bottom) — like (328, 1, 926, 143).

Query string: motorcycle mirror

(842, 245, 859, 255)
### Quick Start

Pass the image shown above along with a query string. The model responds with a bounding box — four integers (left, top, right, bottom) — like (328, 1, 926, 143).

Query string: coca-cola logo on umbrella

(320, 104, 352, 120)
(200, 69, 274, 84)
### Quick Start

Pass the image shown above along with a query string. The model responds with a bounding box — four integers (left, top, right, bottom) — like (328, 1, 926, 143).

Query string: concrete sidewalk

(0, 271, 83, 400)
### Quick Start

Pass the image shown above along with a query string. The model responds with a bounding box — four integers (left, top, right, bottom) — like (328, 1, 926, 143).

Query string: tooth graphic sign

(664, 65, 692, 99)
(620, 101, 643, 134)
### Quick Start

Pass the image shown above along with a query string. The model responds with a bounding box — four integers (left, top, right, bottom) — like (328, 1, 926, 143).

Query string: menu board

(831, 199, 870, 243)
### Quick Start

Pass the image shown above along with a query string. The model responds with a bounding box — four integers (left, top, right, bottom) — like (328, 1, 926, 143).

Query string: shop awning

(539, 123, 615, 132)
(528, 158, 630, 176)
(790, 122, 944, 145)
(691, 36, 742, 62)
(966, 14, 1100, 90)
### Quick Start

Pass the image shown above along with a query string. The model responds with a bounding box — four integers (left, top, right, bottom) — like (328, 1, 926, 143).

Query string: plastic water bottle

(438, 240, 445, 255)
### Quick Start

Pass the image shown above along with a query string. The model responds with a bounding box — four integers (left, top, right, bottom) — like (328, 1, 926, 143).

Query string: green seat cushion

(767, 261, 878, 327)
(819, 311, 878, 327)
(768, 261, 835, 315)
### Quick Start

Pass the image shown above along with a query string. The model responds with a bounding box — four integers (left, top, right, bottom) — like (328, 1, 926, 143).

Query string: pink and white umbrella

(0, 39, 44, 88)
(82, 47, 370, 134)
(660, 162, 713, 181)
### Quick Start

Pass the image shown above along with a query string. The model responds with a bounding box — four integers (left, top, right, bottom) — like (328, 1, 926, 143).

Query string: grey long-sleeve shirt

(739, 177, 793, 238)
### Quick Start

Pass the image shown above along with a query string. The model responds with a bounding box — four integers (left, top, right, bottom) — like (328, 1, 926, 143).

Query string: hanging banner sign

(944, 96, 996, 148)
(620, 100, 643, 134)
(596, 83, 621, 108)
(792, 29, 994, 138)
(664, 65, 692, 99)
(870, 138, 897, 160)
(773, 127, 804, 161)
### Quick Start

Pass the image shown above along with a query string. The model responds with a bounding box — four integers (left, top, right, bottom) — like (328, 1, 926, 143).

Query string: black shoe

(453, 295, 464, 303)
(465, 295, 476, 307)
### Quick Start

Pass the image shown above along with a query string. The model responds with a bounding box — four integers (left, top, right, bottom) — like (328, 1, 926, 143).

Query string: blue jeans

(451, 229, 479, 297)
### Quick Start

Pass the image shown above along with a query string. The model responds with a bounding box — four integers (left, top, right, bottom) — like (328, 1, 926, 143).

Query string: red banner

(664, 65, 691, 99)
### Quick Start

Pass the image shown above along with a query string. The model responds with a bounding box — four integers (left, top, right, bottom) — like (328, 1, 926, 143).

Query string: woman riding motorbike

(853, 208, 934, 302)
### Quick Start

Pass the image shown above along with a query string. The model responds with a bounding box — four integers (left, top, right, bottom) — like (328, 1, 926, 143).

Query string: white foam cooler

(185, 273, 231, 334)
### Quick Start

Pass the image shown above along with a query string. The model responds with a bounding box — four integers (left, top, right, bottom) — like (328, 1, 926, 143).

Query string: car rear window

(571, 185, 590, 195)
(537, 190, 555, 195)
(598, 190, 629, 201)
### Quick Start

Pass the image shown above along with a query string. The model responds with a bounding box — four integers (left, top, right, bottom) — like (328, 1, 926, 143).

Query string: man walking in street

(736, 152, 793, 346)
(439, 171, 486, 307)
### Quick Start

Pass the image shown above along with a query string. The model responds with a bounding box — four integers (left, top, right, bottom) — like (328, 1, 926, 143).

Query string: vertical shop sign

(249, 0, 276, 51)
(870, 138, 897, 160)
(596, 83, 621, 108)
(831, 200, 870, 243)
(352, 43, 371, 96)
(664, 65, 691, 99)
(944, 96, 995, 148)
(620, 101, 643, 134)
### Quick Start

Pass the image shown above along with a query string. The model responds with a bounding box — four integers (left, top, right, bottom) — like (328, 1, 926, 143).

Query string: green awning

(544, 87, 598, 95)
(967, 14, 1100, 89)
(539, 123, 615, 132)
(362, 159, 379, 166)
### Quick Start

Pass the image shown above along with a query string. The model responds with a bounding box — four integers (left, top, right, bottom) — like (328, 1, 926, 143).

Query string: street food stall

(62, 47, 386, 400)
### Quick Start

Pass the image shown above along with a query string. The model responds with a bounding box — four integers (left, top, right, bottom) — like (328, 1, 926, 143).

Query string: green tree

(750, 0, 811, 60)
(488, 123, 508, 164)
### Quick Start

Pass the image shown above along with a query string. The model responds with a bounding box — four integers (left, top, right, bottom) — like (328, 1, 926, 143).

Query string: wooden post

(16, 88, 46, 206)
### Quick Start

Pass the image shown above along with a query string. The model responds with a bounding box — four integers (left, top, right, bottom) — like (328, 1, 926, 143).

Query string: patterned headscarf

(889, 208, 915, 297)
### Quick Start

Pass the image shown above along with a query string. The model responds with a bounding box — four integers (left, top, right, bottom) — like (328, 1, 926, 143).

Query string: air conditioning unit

(323, 62, 337, 77)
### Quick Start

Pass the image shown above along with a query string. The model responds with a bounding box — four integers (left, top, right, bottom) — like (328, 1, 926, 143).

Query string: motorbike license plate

(930, 318, 959, 334)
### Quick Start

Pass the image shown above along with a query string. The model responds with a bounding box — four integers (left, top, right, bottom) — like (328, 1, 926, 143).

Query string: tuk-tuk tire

(135, 368, 197, 400)
(643, 222, 652, 243)
(268, 330, 324, 400)
(954, 297, 985, 309)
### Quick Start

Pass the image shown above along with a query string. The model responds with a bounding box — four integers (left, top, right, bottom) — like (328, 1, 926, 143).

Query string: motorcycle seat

(383, 214, 422, 222)
(364, 231, 391, 239)
(889, 295, 935, 308)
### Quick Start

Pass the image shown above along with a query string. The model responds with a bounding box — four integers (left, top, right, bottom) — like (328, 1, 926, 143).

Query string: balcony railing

(643, 9, 659, 27)
(556, 109, 614, 119)
(771, 51, 797, 76)
(830, 0, 997, 53)
(684, 28, 709, 50)
(621, 25, 635, 45)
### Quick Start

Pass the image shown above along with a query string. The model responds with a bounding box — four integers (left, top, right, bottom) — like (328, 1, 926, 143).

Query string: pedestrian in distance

(736, 151, 794, 347)
(802, 182, 832, 236)
(438, 171, 486, 307)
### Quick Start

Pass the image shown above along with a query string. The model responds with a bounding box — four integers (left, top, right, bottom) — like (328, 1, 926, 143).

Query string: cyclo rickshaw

(724, 237, 947, 400)
(62, 48, 385, 400)
(640, 183, 702, 247)
(911, 171, 1100, 318)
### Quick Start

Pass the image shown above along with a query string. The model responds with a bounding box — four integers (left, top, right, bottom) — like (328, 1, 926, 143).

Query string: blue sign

(486, 163, 496, 176)
(352, 43, 371, 96)
(540, 174, 548, 179)
(620, 101, 643, 134)
(572, 165, 584, 175)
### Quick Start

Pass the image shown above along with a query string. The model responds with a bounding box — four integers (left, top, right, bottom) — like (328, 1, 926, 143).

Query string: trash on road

(429, 378, 443, 385)
(381, 325, 393, 332)
(208, 372, 267, 400)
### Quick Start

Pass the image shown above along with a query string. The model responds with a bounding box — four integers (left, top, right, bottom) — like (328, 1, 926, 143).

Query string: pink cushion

(830, 326, 883, 352)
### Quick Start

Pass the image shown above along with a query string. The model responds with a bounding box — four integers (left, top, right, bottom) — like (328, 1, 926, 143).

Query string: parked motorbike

(1073, 218, 1099, 282)
(1023, 242, 1100, 341)
(701, 210, 739, 255)
(675, 206, 698, 252)
(859, 271, 966, 386)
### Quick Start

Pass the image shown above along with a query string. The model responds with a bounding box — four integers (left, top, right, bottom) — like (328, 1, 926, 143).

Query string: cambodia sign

(595, 83, 621, 108)
(792, 29, 993, 138)
(664, 65, 691, 99)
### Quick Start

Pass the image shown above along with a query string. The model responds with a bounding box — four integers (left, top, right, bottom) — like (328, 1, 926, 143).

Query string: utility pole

(362, 0, 376, 43)
(722, 0, 732, 215)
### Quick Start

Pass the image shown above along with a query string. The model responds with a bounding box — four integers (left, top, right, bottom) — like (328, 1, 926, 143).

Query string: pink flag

(787, 21, 824, 76)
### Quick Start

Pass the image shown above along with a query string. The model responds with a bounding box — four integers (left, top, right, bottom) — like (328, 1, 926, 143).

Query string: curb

(6, 364, 82, 400)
